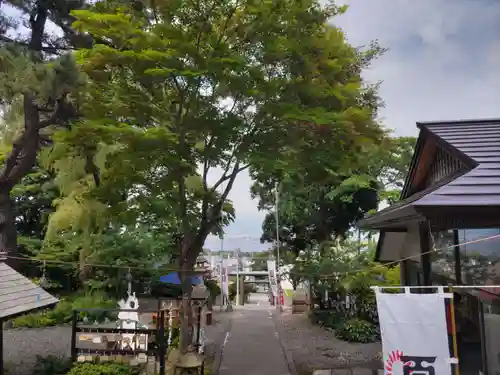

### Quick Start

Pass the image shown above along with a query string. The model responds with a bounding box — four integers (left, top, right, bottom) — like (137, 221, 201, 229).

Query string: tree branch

(0, 133, 25, 184)
(38, 94, 70, 128)
(0, 35, 70, 54)
(84, 149, 101, 187)
(211, 162, 249, 193)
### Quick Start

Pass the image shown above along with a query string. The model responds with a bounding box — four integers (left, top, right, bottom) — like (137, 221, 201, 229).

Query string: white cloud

(336, 0, 500, 136)
(203, 167, 266, 252)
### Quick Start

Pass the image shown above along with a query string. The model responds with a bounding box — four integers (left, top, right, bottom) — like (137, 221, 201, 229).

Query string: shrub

(228, 282, 253, 302)
(322, 312, 346, 331)
(204, 280, 221, 301)
(32, 355, 72, 375)
(11, 292, 117, 328)
(166, 323, 181, 348)
(309, 309, 329, 325)
(66, 363, 141, 375)
(335, 318, 380, 343)
(72, 293, 117, 322)
(309, 309, 345, 330)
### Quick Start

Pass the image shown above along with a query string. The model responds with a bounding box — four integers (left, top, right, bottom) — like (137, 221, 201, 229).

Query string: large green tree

(251, 250, 272, 272)
(254, 135, 415, 285)
(60, 0, 387, 351)
(0, 0, 91, 268)
(366, 136, 416, 203)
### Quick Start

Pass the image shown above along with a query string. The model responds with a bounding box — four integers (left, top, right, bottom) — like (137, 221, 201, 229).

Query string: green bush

(228, 282, 253, 302)
(204, 280, 221, 301)
(166, 321, 181, 349)
(309, 309, 327, 325)
(66, 363, 140, 375)
(323, 312, 345, 330)
(335, 318, 380, 343)
(11, 292, 117, 328)
(32, 355, 72, 375)
(72, 293, 117, 322)
(309, 309, 345, 330)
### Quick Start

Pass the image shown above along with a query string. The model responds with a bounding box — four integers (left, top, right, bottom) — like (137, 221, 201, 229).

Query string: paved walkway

(217, 297, 290, 375)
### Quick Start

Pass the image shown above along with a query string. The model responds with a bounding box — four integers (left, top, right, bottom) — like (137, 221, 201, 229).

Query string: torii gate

(228, 270, 270, 305)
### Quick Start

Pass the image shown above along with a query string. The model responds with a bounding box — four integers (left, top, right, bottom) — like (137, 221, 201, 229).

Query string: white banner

(210, 256, 220, 278)
(267, 260, 278, 297)
(375, 289, 452, 375)
(221, 259, 229, 297)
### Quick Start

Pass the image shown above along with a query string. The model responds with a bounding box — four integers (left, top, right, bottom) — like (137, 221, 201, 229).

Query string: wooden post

(195, 306, 202, 349)
(478, 299, 488, 375)
(70, 310, 77, 361)
(0, 319, 4, 375)
(449, 289, 460, 375)
(158, 310, 165, 375)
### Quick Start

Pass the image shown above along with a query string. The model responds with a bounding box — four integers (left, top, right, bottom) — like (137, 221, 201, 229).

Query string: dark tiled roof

(359, 118, 500, 229)
(0, 263, 59, 319)
(417, 119, 500, 206)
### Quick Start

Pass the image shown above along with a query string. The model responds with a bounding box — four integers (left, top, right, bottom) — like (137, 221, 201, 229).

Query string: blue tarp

(159, 272, 203, 285)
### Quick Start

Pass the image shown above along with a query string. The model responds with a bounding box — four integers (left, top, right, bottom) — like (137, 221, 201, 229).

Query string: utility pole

(235, 250, 240, 306)
(226, 253, 232, 310)
(219, 182, 225, 312)
(219, 236, 224, 312)
(275, 181, 282, 312)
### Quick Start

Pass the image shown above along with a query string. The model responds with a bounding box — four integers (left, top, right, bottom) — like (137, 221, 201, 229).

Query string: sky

(204, 0, 500, 252)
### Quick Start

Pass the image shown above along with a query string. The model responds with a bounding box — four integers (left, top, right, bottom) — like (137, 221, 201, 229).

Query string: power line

(289, 233, 500, 280)
(3, 254, 183, 272)
(4, 232, 500, 281)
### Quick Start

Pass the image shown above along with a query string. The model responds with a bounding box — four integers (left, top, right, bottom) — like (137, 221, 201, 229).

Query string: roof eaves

(5, 301, 59, 321)
(418, 124, 479, 168)
(416, 118, 500, 127)
(400, 130, 427, 199)
(360, 168, 470, 229)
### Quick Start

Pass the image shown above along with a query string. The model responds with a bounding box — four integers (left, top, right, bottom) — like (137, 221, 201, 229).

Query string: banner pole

(448, 287, 460, 375)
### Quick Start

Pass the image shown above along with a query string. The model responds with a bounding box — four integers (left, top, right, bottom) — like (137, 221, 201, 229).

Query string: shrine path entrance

(217, 298, 290, 375)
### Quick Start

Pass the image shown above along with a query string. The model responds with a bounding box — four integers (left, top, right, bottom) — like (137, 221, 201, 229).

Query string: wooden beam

(411, 140, 437, 194)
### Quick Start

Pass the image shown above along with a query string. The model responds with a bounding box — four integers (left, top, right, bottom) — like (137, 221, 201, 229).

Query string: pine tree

(0, 1, 89, 267)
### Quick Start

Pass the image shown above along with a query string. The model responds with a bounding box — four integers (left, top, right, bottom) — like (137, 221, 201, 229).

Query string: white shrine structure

(117, 292, 149, 351)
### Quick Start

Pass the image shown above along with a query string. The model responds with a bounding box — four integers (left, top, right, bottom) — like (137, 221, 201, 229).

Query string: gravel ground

(4, 326, 71, 375)
(275, 311, 383, 374)
(3, 310, 230, 375)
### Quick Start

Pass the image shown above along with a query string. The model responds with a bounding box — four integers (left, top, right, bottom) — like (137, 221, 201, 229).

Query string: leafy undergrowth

(30, 353, 216, 375)
(334, 318, 380, 343)
(11, 293, 117, 328)
(66, 363, 140, 375)
(309, 310, 380, 344)
(31, 356, 145, 375)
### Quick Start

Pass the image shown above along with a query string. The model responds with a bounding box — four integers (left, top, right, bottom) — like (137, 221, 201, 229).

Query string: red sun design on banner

(385, 350, 412, 375)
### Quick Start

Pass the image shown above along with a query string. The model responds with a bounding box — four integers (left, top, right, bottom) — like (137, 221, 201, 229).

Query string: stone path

(217, 296, 290, 375)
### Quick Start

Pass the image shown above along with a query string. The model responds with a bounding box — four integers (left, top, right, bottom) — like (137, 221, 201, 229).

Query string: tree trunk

(179, 268, 194, 354)
(177, 234, 201, 354)
(0, 190, 18, 269)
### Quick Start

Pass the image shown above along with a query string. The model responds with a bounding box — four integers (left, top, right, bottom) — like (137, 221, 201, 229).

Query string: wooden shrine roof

(0, 262, 59, 319)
